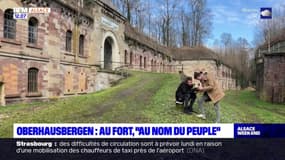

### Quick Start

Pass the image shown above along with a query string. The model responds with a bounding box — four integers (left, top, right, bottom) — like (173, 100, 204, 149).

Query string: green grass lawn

(0, 71, 284, 137)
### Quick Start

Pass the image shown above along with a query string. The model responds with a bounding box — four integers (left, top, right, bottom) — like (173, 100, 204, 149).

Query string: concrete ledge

(95, 71, 124, 92)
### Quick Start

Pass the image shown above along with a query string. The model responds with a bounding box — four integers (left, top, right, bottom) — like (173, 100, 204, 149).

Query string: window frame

(3, 9, 16, 39)
(66, 30, 72, 52)
(28, 17, 38, 44)
(28, 68, 39, 93)
(79, 34, 85, 56)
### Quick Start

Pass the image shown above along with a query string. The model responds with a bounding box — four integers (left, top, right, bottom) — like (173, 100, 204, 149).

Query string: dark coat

(175, 82, 196, 102)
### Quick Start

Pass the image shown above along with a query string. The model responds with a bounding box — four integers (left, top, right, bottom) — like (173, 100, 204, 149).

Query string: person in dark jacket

(175, 77, 197, 114)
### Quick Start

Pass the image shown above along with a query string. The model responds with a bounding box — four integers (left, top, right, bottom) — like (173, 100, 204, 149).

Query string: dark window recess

(130, 52, 133, 65)
(66, 30, 72, 52)
(79, 34, 84, 56)
(4, 9, 16, 39)
(28, 68, 39, 93)
(274, 74, 278, 80)
(124, 50, 128, 64)
(139, 56, 142, 68)
(28, 17, 38, 44)
(144, 57, 146, 68)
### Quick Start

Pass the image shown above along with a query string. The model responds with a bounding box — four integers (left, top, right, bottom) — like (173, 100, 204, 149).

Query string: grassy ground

(0, 71, 284, 137)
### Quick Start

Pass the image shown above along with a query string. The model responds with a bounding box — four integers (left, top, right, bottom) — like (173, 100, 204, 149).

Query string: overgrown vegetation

(0, 71, 284, 137)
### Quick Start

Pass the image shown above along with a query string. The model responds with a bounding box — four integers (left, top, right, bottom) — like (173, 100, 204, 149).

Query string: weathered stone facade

(0, 0, 177, 105)
(256, 38, 285, 103)
(0, 0, 98, 104)
(124, 23, 176, 73)
(174, 47, 237, 90)
(0, 0, 237, 105)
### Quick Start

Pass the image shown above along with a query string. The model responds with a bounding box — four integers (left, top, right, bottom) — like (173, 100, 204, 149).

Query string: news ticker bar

(13, 123, 285, 139)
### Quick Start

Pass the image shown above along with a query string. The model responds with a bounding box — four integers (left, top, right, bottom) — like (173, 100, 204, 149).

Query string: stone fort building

(256, 31, 285, 104)
(173, 47, 236, 90)
(0, 0, 236, 106)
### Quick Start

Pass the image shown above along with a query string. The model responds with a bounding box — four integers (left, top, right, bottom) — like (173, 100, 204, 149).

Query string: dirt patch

(84, 75, 164, 122)
(83, 76, 150, 117)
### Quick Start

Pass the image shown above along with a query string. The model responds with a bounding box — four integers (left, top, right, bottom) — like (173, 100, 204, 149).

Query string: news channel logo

(13, 7, 51, 20)
(260, 7, 272, 19)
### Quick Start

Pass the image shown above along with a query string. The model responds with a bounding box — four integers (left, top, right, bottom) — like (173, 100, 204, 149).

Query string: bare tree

(216, 33, 252, 88)
(158, 0, 178, 46)
(180, 7, 191, 46)
(253, 5, 285, 47)
(112, 0, 141, 23)
(220, 33, 232, 52)
(112, 0, 212, 47)
(188, 0, 212, 47)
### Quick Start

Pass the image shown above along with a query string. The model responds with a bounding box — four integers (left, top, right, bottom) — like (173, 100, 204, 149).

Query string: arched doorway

(104, 37, 113, 70)
(100, 31, 120, 70)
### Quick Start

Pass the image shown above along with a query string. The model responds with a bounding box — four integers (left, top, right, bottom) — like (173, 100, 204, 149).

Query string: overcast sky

(206, 0, 285, 47)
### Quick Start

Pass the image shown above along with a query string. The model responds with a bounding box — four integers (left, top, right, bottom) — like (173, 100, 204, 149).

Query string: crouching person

(175, 77, 197, 114)
(194, 72, 224, 123)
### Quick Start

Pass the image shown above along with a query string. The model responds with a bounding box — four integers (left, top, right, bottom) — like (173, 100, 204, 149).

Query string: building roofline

(258, 29, 285, 50)
(264, 52, 285, 56)
(96, 0, 127, 22)
(124, 23, 172, 58)
(53, 0, 94, 20)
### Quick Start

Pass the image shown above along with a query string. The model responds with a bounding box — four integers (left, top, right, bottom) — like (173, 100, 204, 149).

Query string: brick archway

(100, 31, 119, 70)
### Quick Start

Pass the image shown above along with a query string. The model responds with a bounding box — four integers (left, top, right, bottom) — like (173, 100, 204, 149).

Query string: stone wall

(0, 0, 235, 105)
(177, 60, 236, 90)
(95, 72, 123, 91)
(124, 46, 176, 73)
(0, 57, 97, 103)
(0, 0, 99, 104)
(0, 57, 49, 98)
(0, 0, 155, 105)
(257, 54, 285, 103)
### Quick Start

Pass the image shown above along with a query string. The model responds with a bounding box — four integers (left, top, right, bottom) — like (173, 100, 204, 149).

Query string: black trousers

(183, 93, 197, 109)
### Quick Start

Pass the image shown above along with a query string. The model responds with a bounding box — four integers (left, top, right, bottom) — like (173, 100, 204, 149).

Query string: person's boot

(185, 99, 195, 114)
(184, 106, 192, 114)
(183, 99, 191, 114)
